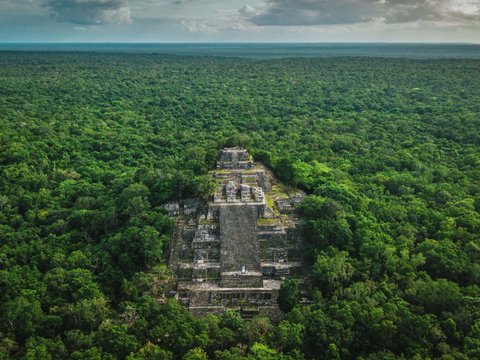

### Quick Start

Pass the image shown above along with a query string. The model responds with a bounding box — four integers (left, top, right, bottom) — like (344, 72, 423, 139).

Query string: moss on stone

(258, 218, 280, 225)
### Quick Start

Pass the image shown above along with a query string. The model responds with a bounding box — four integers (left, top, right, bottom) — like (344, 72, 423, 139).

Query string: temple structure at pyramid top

(217, 147, 253, 170)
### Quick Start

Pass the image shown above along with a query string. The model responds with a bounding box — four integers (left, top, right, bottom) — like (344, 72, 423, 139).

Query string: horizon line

(1, 41, 480, 45)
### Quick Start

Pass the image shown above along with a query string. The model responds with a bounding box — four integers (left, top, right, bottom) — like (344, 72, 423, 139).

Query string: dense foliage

(1, 52, 479, 359)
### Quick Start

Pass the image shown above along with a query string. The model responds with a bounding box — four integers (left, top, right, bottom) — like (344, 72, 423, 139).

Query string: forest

(0, 51, 479, 359)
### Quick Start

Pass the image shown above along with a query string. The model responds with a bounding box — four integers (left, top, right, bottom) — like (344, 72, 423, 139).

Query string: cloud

(46, 0, 132, 25)
(239, 4, 266, 16)
(247, 0, 480, 26)
(181, 19, 218, 33)
(249, 0, 375, 25)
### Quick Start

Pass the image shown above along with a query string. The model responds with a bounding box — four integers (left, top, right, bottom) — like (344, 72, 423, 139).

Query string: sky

(0, 0, 479, 43)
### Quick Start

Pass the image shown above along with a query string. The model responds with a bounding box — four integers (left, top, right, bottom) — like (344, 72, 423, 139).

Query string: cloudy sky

(0, 0, 479, 42)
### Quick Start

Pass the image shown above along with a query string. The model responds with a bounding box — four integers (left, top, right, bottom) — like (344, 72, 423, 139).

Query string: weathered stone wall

(219, 274, 263, 288)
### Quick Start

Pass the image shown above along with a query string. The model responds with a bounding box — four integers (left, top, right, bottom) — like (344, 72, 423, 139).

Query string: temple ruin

(166, 148, 305, 318)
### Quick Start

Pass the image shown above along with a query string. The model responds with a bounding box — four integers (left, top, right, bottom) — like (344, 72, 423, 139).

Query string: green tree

(95, 324, 138, 358)
(249, 343, 281, 360)
(278, 279, 299, 313)
(183, 347, 208, 360)
(274, 321, 304, 352)
(23, 337, 67, 360)
(312, 248, 354, 294)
